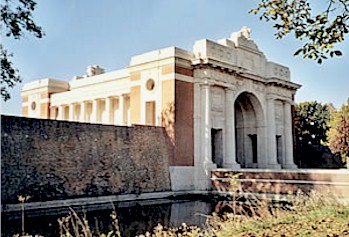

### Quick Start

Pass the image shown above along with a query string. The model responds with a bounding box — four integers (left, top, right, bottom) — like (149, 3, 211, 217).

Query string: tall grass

(136, 191, 348, 237)
(57, 207, 121, 237)
(13, 190, 348, 237)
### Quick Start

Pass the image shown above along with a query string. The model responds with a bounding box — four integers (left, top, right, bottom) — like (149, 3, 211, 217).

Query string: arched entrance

(234, 92, 265, 168)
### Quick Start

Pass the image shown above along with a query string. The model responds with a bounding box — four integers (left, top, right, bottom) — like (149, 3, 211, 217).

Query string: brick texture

(1, 115, 172, 204)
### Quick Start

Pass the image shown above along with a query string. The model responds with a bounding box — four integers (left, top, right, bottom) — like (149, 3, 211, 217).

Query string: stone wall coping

(130, 47, 194, 66)
(211, 191, 349, 205)
(211, 177, 349, 186)
(1, 191, 211, 213)
(214, 168, 349, 174)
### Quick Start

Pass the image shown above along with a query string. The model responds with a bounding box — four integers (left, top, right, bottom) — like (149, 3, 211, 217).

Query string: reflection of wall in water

(1, 200, 215, 237)
(169, 201, 214, 227)
(118, 203, 171, 237)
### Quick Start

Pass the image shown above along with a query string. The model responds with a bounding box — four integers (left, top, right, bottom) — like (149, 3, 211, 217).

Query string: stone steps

(211, 169, 349, 200)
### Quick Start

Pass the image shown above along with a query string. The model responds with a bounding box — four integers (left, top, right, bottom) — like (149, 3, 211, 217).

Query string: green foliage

(137, 223, 208, 237)
(294, 101, 331, 145)
(0, 0, 44, 101)
(293, 101, 338, 168)
(215, 194, 349, 237)
(250, 0, 349, 63)
(327, 98, 349, 162)
(0, 45, 21, 101)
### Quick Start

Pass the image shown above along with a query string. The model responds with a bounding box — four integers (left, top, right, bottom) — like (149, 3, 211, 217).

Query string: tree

(1, 0, 44, 101)
(327, 99, 349, 163)
(250, 0, 349, 63)
(294, 101, 331, 145)
(294, 101, 334, 167)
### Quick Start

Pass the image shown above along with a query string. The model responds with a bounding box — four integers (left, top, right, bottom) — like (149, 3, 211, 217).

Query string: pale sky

(1, 0, 348, 115)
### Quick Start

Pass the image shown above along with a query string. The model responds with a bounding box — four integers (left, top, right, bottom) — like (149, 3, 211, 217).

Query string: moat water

(2, 196, 230, 237)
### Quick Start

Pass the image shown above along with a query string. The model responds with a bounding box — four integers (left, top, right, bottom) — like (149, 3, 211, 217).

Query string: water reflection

(2, 199, 216, 237)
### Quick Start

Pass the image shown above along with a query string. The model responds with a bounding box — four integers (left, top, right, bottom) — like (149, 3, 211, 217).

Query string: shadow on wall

(1, 115, 173, 205)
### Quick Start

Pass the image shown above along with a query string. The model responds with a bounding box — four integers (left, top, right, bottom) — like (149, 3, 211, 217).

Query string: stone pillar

(105, 97, 113, 124)
(91, 99, 98, 123)
(58, 105, 65, 120)
(201, 83, 213, 164)
(283, 101, 297, 169)
(68, 104, 74, 121)
(118, 95, 124, 125)
(193, 82, 202, 166)
(80, 101, 86, 122)
(266, 96, 281, 169)
(194, 82, 216, 191)
(50, 106, 56, 120)
(223, 88, 240, 169)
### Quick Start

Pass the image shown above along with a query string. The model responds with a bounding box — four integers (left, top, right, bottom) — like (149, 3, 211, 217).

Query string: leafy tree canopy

(294, 101, 331, 145)
(1, 0, 44, 101)
(251, 0, 349, 63)
(327, 99, 349, 162)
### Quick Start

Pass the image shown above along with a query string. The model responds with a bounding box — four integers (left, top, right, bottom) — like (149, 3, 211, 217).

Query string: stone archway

(234, 92, 265, 168)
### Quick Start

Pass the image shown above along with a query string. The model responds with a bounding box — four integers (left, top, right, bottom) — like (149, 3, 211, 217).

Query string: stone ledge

(1, 191, 211, 213)
(211, 178, 349, 186)
(214, 168, 349, 174)
(211, 191, 349, 205)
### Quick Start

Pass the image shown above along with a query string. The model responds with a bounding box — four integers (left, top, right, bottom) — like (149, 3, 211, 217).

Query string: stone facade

(21, 27, 301, 191)
(1, 115, 172, 204)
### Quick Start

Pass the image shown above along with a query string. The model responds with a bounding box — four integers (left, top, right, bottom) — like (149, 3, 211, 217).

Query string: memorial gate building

(21, 27, 301, 190)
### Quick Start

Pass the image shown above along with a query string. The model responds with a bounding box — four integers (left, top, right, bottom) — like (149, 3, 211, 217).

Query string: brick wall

(1, 115, 172, 204)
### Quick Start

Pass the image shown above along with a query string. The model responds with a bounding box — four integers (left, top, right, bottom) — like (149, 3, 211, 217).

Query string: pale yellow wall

(161, 64, 175, 75)
(130, 86, 141, 124)
(130, 71, 141, 81)
(22, 106, 28, 116)
(162, 80, 175, 109)
(145, 101, 156, 126)
(40, 103, 50, 119)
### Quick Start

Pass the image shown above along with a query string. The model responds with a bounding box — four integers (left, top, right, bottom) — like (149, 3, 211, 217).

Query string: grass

(214, 202, 349, 237)
(140, 192, 349, 237)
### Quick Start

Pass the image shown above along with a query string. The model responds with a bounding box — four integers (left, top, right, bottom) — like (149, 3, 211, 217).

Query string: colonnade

(51, 95, 130, 125)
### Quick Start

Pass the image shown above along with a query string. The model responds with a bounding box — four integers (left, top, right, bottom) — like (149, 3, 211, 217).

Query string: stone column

(118, 95, 124, 125)
(201, 83, 213, 164)
(68, 104, 74, 121)
(223, 88, 240, 169)
(283, 101, 297, 169)
(105, 97, 113, 124)
(50, 106, 56, 120)
(194, 82, 216, 191)
(91, 99, 98, 123)
(58, 105, 65, 120)
(80, 101, 86, 122)
(266, 96, 281, 169)
(193, 82, 202, 166)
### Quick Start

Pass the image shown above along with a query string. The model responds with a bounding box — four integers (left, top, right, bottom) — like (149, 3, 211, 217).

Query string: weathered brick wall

(1, 115, 173, 204)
